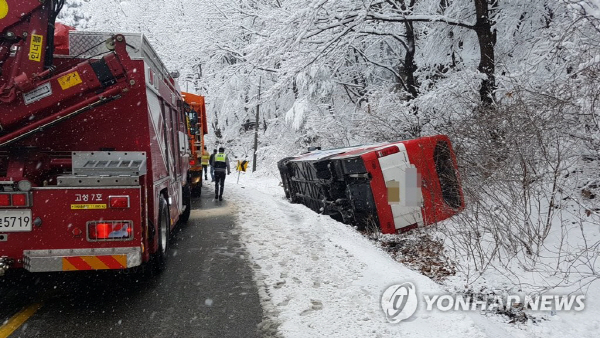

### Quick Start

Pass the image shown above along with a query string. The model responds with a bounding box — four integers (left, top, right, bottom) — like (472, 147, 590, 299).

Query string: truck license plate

(0, 210, 33, 232)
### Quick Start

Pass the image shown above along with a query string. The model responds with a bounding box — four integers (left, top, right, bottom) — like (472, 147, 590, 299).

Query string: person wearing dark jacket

(213, 147, 231, 201)
(209, 149, 217, 182)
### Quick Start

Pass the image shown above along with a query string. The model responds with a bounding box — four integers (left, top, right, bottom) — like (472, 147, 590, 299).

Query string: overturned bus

(277, 135, 464, 234)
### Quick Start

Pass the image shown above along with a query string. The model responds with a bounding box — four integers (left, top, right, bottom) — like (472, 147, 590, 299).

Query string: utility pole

(252, 77, 261, 172)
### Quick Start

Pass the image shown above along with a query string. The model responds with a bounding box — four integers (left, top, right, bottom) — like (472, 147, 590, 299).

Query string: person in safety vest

(201, 146, 210, 181)
(213, 147, 231, 201)
(209, 149, 217, 182)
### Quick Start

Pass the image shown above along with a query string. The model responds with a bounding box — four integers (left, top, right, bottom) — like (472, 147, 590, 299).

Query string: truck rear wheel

(192, 184, 202, 197)
(179, 185, 191, 224)
(153, 196, 170, 273)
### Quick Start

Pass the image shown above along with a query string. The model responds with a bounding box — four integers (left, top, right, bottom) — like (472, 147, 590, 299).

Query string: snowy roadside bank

(217, 172, 497, 337)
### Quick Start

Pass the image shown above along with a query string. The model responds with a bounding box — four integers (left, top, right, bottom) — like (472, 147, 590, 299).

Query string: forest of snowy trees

(60, 0, 600, 291)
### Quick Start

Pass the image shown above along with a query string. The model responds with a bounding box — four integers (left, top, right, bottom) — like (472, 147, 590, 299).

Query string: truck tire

(154, 196, 170, 273)
(179, 185, 191, 224)
(192, 184, 202, 197)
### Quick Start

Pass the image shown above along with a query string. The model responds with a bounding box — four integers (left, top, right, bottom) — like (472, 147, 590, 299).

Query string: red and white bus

(278, 135, 464, 234)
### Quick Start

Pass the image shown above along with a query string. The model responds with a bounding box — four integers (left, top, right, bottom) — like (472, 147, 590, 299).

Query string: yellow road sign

(237, 160, 249, 172)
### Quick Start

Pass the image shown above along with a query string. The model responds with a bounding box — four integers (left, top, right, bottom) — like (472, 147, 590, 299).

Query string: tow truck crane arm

(0, 0, 134, 147)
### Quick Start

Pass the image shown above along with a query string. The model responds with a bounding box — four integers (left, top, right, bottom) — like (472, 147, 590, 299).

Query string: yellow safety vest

(214, 153, 227, 170)
(215, 153, 226, 163)
(201, 151, 210, 165)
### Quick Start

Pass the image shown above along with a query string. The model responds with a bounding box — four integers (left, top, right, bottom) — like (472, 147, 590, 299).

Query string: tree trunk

(473, 0, 497, 105)
(253, 77, 261, 172)
(404, 19, 418, 99)
(398, 0, 419, 99)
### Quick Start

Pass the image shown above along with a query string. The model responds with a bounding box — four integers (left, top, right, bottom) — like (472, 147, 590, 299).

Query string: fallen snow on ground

(209, 171, 598, 338)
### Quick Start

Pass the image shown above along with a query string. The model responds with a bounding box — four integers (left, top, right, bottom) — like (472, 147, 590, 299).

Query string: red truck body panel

(2, 187, 143, 269)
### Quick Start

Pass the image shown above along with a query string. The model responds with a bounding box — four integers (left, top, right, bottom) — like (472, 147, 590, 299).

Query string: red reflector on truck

(87, 221, 133, 241)
(190, 159, 196, 166)
(109, 196, 130, 208)
(12, 194, 27, 206)
(0, 194, 9, 206)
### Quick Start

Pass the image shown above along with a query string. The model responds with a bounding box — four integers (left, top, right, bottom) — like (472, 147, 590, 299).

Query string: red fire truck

(0, 0, 191, 274)
(278, 135, 464, 234)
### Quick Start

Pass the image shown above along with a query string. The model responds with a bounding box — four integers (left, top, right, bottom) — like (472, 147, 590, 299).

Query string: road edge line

(0, 303, 42, 338)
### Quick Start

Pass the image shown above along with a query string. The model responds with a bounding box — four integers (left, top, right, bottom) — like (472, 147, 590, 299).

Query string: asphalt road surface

(0, 185, 264, 338)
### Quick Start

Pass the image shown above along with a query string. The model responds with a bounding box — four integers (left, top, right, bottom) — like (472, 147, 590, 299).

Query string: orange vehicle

(182, 93, 208, 195)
